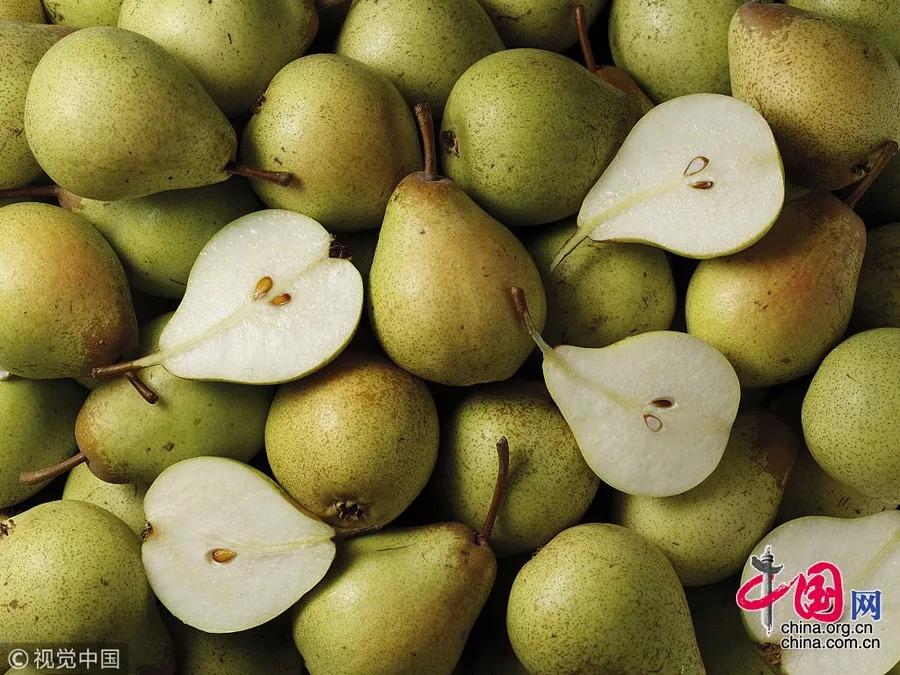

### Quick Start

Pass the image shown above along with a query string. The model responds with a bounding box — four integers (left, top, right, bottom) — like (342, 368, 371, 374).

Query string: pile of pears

(1, 0, 899, 673)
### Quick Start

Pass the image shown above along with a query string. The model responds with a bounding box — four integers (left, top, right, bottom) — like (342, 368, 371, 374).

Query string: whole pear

(728, 2, 900, 190)
(440, 48, 636, 226)
(476, 0, 607, 51)
(266, 352, 439, 531)
(802, 328, 900, 502)
(786, 0, 900, 60)
(62, 463, 146, 535)
(686, 193, 866, 387)
(853, 223, 900, 329)
(0, 376, 83, 509)
(241, 54, 421, 232)
(25, 27, 237, 200)
(609, 0, 742, 102)
(336, 0, 503, 114)
(0, 202, 137, 378)
(507, 523, 703, 674)
(42, 0, 123, 27)
(611, 411, 797, 585)
(526, 219, 676, 347)
(0, 0, 45, 21)
(119, 0, 318, 117)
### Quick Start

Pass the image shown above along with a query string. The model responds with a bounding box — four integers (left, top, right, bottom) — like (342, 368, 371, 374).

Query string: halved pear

(552, 93, 784, 269)
(512, 288, 740, 496)
(94, 209, 363, 384)
(142, 457, 336, 634)
(740, 511, 899, 674)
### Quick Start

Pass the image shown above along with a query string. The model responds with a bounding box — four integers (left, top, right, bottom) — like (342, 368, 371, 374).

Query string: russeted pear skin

(786, 0, 900, 60)
(62, 464, 147, 535)
(0, 0, 45, 21)
(728, 2, 900, 190)
(685, 193, 866, 387)
(0, 202, 137, 378)
(476, 0, 607, 52)
(42, 0, 123, 27)
(853, 223, 900, 329)
(25, 27, 236, 200)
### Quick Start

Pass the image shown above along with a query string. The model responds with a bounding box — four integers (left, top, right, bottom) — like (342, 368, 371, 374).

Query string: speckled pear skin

(336, 0, 503, 114)
(0, 377, 84, 509)
(293, 523, 496, 675)
(853, 223, 900, 329)
(241, 54, 421, 232)
(0, 501, 175, 675)
(609, 0, 741, 102)
(685, 193, 866, 388)
(25, 27, 236, 201)
(369, 173, 547, 386)
(0, 0, 45, 21)
(265, 352, 439, 531)
(432, 380, 599, 557)
(728, 2, 900, 191)
(507, 523, 704, 674)
(0, 22, 70, 188)
(802, 328, 900, 503)
(612, 411, 797, 586)
(62, 464, 147, 535)
(440, 49, 637, 226)
(786, 0, 900, 60)
(476, 0, 606, 52)
(42, 0, 123, 27)
(118, 0, 318, 117)
(0, 202, 137, 379)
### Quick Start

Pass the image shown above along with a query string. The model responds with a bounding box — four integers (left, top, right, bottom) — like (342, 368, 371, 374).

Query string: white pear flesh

(740, 511, 900, 675)
(0, 370, 8, 380)
(553, 93, 784, 268)
(142, 457, 336, 634)
(540, 331, 740, 496)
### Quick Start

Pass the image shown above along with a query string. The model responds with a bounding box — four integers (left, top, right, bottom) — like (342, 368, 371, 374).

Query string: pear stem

(19, 451, 87, 486)
(594, 66, 654, 113)
(844, 141, 899, 211)
(0, 185, 62, 200)
(510, 286, 553, 356)
(226, 162, 294, 187)
(478, 437, 510, 545)
(333, 524, 384, 541)
(414, 102, 438, 181)
(574, 5, 598, 74)
(125, 372, 159, 405)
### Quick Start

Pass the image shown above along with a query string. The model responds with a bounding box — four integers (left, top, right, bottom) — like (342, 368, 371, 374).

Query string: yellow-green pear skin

(526, 219, 676, 347)
(853, 223, 900, 329)
(241, 54, 421, 232)
(507, 523, 704, 674)
(0, 202, 138, 379)
(42, 0, 123, 27)
(62, 463, 147, 535)
(118, 0, 318, 117)
(0, 377, 84, 510)
(336, 0, 503, 114)
(476, 0, 607, 51)
(686, 193, 866, 387)
(266, 352, 439, 531)
(432, 381, 599, 557)
(369, 173, 547, 386)
(25, 27, 236, 200)
(728, 2, 900, 191)
(609, 0, 742, 102)
(58, 179, 261, 299)
(0, 22, 70, 188)
(786, 0, 900, 60)
(802, 328, 900, 503)
(0, 0, 45, 21)
(0, 501, 175, 675)
(292, 523, 496, 675)
(440, 49, 637, 226)
(611, 411, 797, 586)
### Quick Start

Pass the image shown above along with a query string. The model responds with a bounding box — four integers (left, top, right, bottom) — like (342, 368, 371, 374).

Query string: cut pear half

(142, 456, 336, 634)
(512, 287, 740, 497)
(93, 209, 363, 384)
(551, 93, 784, 270)
(740, 511, 899, 675)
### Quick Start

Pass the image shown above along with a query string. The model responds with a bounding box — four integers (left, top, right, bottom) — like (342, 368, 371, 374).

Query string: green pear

(507, 523, 703, 673)
(786, 0, 900, 60)
(118, 0, 318, 117)
(42, 0, 123, 27)
(853, 223, 900, 329)
(241, 54, 421, 232)
(0, 501, 175, 674)
(611, 411, 797, 585)
(0, 22, 70, 188)
(0, 0, 45, 21)
(440, 48, 636, 226)
(0, 376, 83, 509)
(526, 219, 676, 347)
(728, 2, 900, 191)
(802, 328, 900, 502)
(476, 0, 607, 51)
(432, 380, 599, 556)
(686, 193, 866, 387)
(58, 178, 260, 298)
(25, 26, 237, 200)
(336, 0, 503, 114)
(0, 202, 137, 378)
(265, 351, 439, 531)
(609, 0, 742, 102)
(62, 463, 146, 534)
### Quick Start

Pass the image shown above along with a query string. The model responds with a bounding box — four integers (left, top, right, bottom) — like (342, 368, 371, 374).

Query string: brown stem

(574, 5, 597, 74)
(844, 141, 899, 210)
(125, 372, 159, 404)
(20, 451, 87, 486)
(92, 360, 142, 378)
(595, 66, 654, 114)
(226, 162, 294, 187)
(0, 185, 62, 200)
(414, 102, 438, 181)
(478, 437, 510, 545)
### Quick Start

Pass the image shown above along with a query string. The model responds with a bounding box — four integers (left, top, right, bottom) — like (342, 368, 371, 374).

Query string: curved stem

(226, 162, 294, 187)
(478, 437, 510, 545)
(574, 5, 597, 74)
(844, 141, 899, 211)
(125, 372, 159, 404)
(0, 185, 62, 200)
(20, 451, 87, 486)
(414, 102, 438, 181)
(510, 286, 553, 356)
(595, 66, 654, 114)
